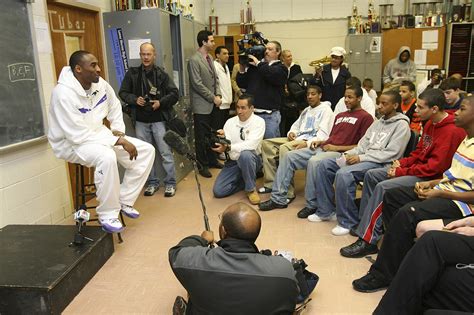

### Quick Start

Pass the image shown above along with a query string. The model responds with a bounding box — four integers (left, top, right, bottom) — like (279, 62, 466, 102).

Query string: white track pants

(71, 136, 155, 220)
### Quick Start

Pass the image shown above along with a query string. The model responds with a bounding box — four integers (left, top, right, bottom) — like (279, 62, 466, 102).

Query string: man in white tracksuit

(48, 50, 155, 233)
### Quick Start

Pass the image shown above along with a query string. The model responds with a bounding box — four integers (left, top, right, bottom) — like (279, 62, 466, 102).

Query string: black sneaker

(297, 207, 316, 219)
(349, 228, 358, 237)
(258, 199, 287, 211)
(352, 271, 389, 293)
(340, 238, 378, 258)
(199, 167, 212, 178)
(257, 187, 272, 194)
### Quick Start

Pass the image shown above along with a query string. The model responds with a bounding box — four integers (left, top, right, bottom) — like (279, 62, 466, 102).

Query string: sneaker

(286, 197, 296, 204)
(352, 271, 390, 293)
(307, 213, 336, 222)
(209, 162, 224, 169)
(331, 224, 351, 236)
(144, 185, 159, 196)
(172, 296, 187, 315)
(297, 207, 316, 219)
(247, 190, 261, 205)
(120, 204, 140, 219)
(257, 187, 272, 194)
(164, 185, 176, 197)
(258, 199, 287, 211)
(349, 228, 358, 237)
(99, 218, 124, 233)
(340, 238, 379, 258)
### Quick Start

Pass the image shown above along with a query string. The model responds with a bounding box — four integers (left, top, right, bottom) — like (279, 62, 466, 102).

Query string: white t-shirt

(331, 68, 340, 83)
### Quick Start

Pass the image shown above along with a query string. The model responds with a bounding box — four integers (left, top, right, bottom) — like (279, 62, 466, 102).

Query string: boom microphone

(163, 129, 211, 234)
(163, 130, 195, 159)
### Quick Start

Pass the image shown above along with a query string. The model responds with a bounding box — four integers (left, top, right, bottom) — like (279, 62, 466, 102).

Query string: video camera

(237, 32, 269, 66)
(201, 122, 231, 150)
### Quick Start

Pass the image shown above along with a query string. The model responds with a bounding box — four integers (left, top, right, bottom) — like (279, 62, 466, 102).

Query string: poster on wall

(369, 36, 381, 53)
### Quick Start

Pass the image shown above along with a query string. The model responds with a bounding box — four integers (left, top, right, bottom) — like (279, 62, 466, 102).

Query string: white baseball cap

(330, 46, 346, 57)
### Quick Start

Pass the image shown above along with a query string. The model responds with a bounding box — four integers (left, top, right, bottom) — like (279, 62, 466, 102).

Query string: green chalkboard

(0, 0, 45, 148)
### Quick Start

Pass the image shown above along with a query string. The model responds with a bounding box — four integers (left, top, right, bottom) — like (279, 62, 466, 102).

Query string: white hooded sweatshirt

(48, 66, 125, 161)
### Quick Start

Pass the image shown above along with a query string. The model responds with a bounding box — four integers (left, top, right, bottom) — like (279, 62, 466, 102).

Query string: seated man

(374, 217, 474, 314)
(259, 86, 373, 212)
(340, 88, 466, 258)
(312, 90, 411, 236)
(440, 77, 464, 114)
(352, 96, 474, 293)
(333, 76, 376, 118)
(48, 50, 155, 233)
(382, 46, 416, 87)
(169, 202, 298, 314)
(259, 85, 335, 196)
(212, 94, 265, 204)
(399, 80, 421, 134)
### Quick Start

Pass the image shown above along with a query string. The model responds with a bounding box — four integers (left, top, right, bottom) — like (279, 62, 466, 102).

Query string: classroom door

(47, 1, 105, 209)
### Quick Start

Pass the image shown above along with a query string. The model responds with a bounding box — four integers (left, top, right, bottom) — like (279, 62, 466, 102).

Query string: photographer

(211, 94, 265, 205)
(169, 202, 298, 314)
(236, 40, 288, 139)
(119, 42, 179, 197)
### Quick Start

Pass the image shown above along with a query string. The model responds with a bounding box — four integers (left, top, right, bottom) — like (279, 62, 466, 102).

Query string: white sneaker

(120, 204, 140, 219)
(331, 225, 350, 236)
(307, 213, 336, 222)
(99, 218, 124, 233)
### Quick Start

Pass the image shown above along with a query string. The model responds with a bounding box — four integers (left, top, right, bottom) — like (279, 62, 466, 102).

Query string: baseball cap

(330, 47, 346, 57)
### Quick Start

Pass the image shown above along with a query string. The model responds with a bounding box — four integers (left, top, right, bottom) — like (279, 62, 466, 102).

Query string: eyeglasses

(239, 127, 245, 140)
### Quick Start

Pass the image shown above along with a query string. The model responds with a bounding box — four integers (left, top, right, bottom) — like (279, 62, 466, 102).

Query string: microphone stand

(185, 153, 211, 233)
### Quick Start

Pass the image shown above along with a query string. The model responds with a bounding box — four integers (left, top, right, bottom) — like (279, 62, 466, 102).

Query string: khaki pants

(261, 137, 306, 198)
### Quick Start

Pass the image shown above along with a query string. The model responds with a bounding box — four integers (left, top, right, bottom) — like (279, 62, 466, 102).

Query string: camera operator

(211, 94, 265, 205)
(169, 202, 298, 314)
(236, 41, 288, 139)
(119, 42, 179, 197)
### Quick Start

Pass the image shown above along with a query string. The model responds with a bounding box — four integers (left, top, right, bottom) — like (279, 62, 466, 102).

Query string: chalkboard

(0, 0, 45, 148)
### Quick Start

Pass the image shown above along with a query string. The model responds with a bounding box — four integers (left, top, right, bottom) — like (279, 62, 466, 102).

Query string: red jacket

(396, 114, 466, 178)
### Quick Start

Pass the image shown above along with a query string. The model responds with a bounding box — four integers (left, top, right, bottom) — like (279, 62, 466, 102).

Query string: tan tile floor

(63, 169, 384, 314)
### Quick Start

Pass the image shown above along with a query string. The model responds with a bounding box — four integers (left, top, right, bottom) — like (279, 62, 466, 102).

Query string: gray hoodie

(383, 46, 417, 84)
(345, 112, 410, 163)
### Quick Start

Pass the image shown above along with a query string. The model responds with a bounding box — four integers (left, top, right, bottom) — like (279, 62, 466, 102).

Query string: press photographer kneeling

(168, 202, 299, 314)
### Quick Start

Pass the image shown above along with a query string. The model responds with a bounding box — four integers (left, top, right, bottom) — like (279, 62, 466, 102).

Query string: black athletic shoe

(209, 162, 224, 169)
(297, 207, 316, 219)
(258, 199, 287, 211)
(340, 238, 378, 258)
(352, 271, 389, 293)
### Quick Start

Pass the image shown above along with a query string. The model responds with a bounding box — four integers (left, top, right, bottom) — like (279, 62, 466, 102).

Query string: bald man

(119, 42, 179, 198)
(169, 202, 298, 314)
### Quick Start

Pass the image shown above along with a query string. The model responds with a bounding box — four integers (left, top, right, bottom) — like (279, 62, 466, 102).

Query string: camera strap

(141, 66, 158, 97)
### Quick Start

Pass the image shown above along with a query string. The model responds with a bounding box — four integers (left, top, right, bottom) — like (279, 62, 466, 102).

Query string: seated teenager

(258, 86, 373, 213)
(399, 80, 421, 134)
(310, 90, 411, 236)
(374, 216, 474, 315)
(352, 96, 474, 293)
(340, 88, 466, 258)
(440, 77, 464, 114)
(258, 85, 334, 197)
(212, 94, 265, 205)
(333, 76, 376, 118)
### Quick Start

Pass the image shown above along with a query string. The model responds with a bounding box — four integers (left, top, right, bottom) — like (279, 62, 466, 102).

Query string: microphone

(164, 130, 195, 159)
(74, 208, 90, 223)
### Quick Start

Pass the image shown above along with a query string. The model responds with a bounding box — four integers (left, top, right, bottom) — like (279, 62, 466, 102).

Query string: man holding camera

(119, 42, 179, 197)
(236, 41, 288, 139)
(188, 30, 224, 178)
(211, 94, 265, 205)
(169, 202, 298, 314)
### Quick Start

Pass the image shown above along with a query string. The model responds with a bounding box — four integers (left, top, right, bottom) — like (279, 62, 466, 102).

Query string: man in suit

(188, 30, 223, 178)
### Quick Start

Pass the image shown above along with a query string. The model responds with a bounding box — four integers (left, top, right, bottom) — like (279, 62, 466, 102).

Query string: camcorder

(261, 249, 319, 306)
(237, 32, 269, 66)
(201, 122, 231, 153)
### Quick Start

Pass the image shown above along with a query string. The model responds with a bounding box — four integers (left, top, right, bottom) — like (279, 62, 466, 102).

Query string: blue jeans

(135, 121, 176, 187)
(256, 111, 281, 139)
(213, 150, 262, 198)
(271, 148, 340, 205)
(315, 159, 385, 229)
(356, 167, 423, 244)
